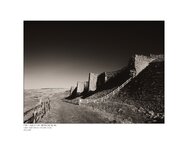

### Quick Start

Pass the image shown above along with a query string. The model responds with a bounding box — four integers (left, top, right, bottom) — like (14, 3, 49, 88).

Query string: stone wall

(150, 54, 164, 60)
(70, 86, 76, 95)
(103, 66, 131, 89)
(105, 71, 119, 83)
(88, 73, 98, 92)
(68, 54, 164, 100)
(68, 86, 77, 98)
(124, 61, 164, 103)
(84, 81, 89, 93)
(79, 60, 164, 123)
(134, 55, 155, 75)
(97, 72, 106, 89)
(77, 82, 85, 94)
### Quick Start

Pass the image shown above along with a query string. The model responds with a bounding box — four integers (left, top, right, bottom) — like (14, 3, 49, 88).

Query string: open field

(24, 88, 112, 123)
(24, 88, 69, 112)
(24, 88, 70, 123)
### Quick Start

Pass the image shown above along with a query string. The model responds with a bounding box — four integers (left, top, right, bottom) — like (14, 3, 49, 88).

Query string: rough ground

(78, 61, 164, 123)
(39, 99, 110, 123)
(24, 88, 68, 112)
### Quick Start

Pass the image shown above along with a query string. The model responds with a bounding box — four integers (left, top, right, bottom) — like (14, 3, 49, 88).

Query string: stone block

(88, 73, 98, 92)
(97, 72, 106, 89)
(134, 55, 155, 75)
(77, 82, 85, 94)
(84, 81, 89, 92)
(70, 86, 76, 94)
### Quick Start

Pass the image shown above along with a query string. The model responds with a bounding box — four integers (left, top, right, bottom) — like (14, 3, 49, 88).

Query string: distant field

(24, 88, 69, 113)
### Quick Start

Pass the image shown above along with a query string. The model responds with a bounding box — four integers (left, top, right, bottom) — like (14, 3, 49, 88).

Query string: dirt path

(39, 99, 110, 123)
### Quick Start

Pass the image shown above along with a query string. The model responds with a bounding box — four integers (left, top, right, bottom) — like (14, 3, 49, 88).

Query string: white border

(0, 0, 188, 150)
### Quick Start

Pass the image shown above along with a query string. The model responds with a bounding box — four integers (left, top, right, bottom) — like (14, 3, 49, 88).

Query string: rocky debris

(148, 110, 155, 117)
(138, 107, 146, 113)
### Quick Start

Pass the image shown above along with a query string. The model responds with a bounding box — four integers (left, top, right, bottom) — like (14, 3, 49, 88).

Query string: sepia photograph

(24, 21, 164, 123)
(2, 0, 188, 150)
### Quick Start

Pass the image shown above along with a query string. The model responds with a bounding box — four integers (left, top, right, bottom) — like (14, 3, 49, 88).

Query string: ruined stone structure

(69, 86, 77, 97)
(79, 55, 164, 123)
(105, 71, 119, 82)
(88, 73, 98, 92)
(150, 54, 164, 60)
(68, 54, 164, 99)
(84, 81, 89, 93)
(97, 72, 106, 89)
(70, 86, 76, 95)
(134, 55, 155, 75)
(129, 54, 164, 76)
(77, 82, 85, 94)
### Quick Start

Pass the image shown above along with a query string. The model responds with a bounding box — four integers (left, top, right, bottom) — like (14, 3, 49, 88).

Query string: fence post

(33, 110, 36, 123)
(48, 98, 51, 110)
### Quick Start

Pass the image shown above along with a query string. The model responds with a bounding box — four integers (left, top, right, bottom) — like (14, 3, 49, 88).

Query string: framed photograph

(24, 21, 164, 124)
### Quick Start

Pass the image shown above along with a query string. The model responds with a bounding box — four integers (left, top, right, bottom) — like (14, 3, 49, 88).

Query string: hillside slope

(79, 59, 164, 123)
